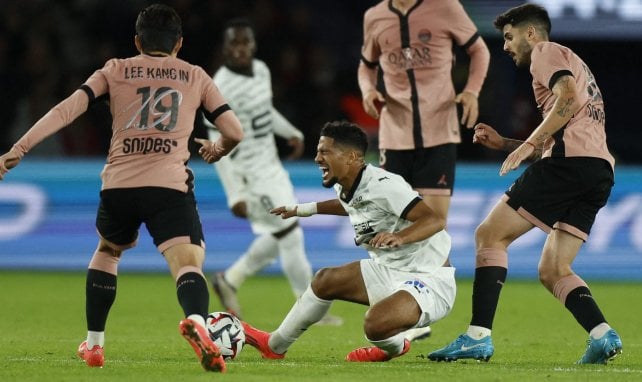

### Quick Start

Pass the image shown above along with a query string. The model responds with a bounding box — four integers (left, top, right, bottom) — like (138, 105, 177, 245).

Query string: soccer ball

(206, 311, 245, 360)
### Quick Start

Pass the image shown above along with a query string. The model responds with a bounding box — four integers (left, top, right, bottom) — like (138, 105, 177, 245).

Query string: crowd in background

(1, 0, 640, 163)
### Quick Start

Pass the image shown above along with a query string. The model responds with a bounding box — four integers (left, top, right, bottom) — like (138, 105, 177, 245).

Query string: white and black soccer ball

(206, 311, 245, 360)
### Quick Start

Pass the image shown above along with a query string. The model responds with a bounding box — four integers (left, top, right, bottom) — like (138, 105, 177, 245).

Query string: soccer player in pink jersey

(358, 0, 490, 342)
(0, 4, 244, 372)
(429, 4, 622, 364)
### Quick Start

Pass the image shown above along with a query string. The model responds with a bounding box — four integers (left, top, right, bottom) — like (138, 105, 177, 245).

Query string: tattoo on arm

(556, 97, 575, 118)
(553, 76, 576, 118)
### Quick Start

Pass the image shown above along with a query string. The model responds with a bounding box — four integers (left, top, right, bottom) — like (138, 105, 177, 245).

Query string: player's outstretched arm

(0, 149, 22, 181)
(270, 199, 348, 219)
(474, 123, 542, 160)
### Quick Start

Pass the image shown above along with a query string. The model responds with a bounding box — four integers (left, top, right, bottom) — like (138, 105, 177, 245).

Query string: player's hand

(194, 138, 222, 163)
(0, 149, 21, 181)
(500, 142, 535, 176)
(473, 123, 504, 150)
(455, 90, 479, 128)
(270, 205, 297, 219)
(285, 138, 304, 160)
(369, 232, 404, 248)
(231, 202, 248, 218)
(362, 90, 385, 119)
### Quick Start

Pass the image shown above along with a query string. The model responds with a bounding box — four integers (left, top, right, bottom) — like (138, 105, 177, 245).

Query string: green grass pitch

(1, 271, 640, 381)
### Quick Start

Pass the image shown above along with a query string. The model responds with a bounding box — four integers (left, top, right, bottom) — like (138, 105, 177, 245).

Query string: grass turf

(1, 271, 640, 381)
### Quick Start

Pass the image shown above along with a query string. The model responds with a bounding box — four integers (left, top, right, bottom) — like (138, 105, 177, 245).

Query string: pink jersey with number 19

(14, 54, 230, 192)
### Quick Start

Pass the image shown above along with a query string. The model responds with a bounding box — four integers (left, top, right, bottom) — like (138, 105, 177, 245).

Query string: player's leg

(347, 262, 456, 362)
(243, 261, 367, 358)
(540, 158, 621, 364)
(275, 223, 312, 297)
(540, 233, 621, 361)
(538, 229, 621, 364)
(149, 188, 225, 372)
(429, 200, 532, 361)
(345, 290, 415, 362)
(78, 238, 126, 367)
(213, 233, 278, 317)
(78, 190, 139, 367)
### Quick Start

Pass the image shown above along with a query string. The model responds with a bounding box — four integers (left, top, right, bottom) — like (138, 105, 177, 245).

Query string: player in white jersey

(240, 121, 456, 362)
(206, 19, 341, 325)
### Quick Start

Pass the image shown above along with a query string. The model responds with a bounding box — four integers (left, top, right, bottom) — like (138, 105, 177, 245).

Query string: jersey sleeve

(446, 0, 480, 47)
(83, 59, 113, 99)
(371, 172, 421, 217)
(13, 89, 90, 156)
(271, 108, 303, 140)
(199, 67, 229, 114)
(531, 42, 573, 90)
(360, 7, 380, 66)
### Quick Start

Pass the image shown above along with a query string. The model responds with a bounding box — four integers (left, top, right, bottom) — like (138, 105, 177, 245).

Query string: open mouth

(319, 166, 329, 180)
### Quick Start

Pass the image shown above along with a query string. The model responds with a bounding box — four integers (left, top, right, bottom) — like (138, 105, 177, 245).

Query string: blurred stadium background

(1, 0, 641, 279)
(2, 0, 641, 162)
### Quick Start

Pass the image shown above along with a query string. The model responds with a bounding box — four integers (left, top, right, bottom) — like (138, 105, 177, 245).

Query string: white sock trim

(467, 325, 491, 340)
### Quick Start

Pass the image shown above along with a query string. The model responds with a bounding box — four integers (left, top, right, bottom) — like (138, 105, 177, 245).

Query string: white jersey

(335, 165, 451, 274)
(207, 60, 302, 234)
(207, 59, 303, 187)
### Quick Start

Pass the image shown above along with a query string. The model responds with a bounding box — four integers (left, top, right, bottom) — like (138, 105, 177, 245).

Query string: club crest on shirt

(418, 29, 432, 44)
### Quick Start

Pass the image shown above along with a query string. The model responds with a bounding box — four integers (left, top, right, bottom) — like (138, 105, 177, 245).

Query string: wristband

(524, 141, 536, 149)
(295, 202, 317, 217)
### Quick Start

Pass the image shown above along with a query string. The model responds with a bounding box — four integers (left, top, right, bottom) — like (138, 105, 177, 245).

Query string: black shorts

(504, 157, 613, 239)
(379, 144, 456, 196)
(96, 187, 204, 252)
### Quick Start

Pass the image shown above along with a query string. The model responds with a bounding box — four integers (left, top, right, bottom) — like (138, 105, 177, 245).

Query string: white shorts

(244, 167, 299, 235)
(360, 259, 456, 328)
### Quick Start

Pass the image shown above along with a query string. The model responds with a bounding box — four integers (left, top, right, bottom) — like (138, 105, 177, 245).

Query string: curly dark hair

(320, 121, 368, 155)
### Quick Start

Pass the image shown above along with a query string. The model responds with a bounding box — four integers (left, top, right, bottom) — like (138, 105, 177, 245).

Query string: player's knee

(310, 267, 333, 299)
(537, 262, 572, 289)
(363, 308, 388, 340)
(97, 241, 122, 258)
(474, 221, 492, 244)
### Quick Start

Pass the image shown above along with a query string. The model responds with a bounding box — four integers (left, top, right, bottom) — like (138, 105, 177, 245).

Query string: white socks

(368, 333, 406, 356)
(278, 226, 313, 297)
(268, 287, 331, 354)
(225, 234, 278, 288)
(467, 325, 492, 339)
(87, 331, 104, 348)
(590, 322, 611, 339)
(187, 314, 206, 328)
(225, 226, 312, 300)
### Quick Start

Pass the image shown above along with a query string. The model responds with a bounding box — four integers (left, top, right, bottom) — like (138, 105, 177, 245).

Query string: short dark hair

(135, 4, 182, 54)
(494, 4, 551, 36)
(320, 121, 368, 155)
(224, 17, 254, 33)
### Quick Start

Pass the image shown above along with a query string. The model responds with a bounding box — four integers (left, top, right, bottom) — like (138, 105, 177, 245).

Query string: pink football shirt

(15, 54, 230, 192)
(530, 42, 614, 170)
(361, 0, 481, 149)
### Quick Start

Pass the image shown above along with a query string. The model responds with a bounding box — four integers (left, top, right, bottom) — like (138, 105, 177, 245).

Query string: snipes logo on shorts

(404, 279, 428, 294)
